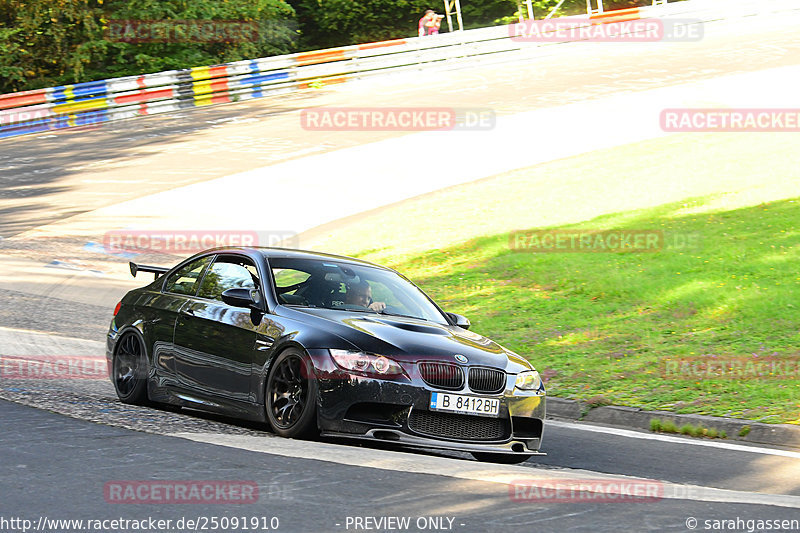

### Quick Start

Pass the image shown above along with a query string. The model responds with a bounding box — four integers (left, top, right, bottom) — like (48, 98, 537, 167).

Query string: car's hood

(285, 307, 533, 372)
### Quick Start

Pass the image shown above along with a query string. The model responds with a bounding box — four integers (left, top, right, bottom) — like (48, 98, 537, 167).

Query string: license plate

(430, 392, 500, 417)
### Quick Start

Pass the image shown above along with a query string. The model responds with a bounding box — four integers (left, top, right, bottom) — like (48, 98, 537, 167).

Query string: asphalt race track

(2, 399, 800, 533)
(1, 6, 800, 533)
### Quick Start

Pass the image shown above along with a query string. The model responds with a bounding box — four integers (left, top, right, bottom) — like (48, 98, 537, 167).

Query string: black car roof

(201, 246, 392, 271)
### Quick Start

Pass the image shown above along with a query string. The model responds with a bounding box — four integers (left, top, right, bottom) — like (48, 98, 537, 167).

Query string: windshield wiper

(378, 310, 425, 320)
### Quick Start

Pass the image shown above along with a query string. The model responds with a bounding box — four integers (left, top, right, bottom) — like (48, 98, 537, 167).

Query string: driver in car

(345, 280, 386, 312)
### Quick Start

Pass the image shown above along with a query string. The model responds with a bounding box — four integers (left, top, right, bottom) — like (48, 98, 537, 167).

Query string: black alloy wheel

(113, 333, 148, 405)
(265, 348, 319, 438)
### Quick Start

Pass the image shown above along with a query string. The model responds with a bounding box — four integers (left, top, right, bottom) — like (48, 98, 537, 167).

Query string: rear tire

(265, 348, 319, 439)
(471, 452, 532, 464)
(112, 333, 149, 405)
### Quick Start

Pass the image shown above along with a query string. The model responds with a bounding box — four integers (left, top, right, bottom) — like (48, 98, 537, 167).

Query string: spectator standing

(418, 10, 443, 36)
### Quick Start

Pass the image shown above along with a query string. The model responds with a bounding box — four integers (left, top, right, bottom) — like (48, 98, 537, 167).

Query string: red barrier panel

(296, 49, 349, 66)
(0, 88, 48, 110)
(114, 88, 175, 105)
(591, 7, 641, 23)
(358, 39, 408, 51)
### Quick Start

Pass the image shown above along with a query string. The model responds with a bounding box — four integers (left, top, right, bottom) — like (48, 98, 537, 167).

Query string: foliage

(661, 420, 678, 433)
(0, 0, 297, 93)
(0, 0, 108, 92)
(289, 0, 519, 49)
(495, 0, 684, 25)
(103, 0, 297, 77)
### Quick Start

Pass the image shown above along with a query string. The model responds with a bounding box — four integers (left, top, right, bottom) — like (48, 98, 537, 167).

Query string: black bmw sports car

(107, 247, 546, 462)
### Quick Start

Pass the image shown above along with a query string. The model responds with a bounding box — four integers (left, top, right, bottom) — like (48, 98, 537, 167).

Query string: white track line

(172, 432, 800, 509)
(548, 420, 800, 459)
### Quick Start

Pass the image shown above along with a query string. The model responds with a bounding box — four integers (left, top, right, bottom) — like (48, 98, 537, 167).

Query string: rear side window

(163, 256, 212, 296)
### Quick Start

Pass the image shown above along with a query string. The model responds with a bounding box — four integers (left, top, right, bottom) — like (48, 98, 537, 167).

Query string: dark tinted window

(198, 255, 260, 301)
(268, 257, 447, 324)
(164, 256, 212, 296)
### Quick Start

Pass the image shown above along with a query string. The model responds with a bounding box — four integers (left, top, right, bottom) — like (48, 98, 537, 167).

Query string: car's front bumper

(308, 349, 546, 455)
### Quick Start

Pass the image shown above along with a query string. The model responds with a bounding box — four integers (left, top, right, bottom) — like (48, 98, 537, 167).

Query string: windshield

(269, 257, 448, 325)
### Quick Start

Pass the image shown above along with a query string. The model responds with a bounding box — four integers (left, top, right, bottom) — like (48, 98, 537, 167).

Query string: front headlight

(515, 370, 542, 390)
(329, 349, 405, 378)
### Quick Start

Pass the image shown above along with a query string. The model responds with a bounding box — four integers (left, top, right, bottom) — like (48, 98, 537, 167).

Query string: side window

(198, 255, 260, 302)
(272, 268, 312, 305)
(164, 256, 212, 296)
(273, 268, 311, 290)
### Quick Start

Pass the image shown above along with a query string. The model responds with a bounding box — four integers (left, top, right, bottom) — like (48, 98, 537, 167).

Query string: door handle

(183, 308, 195, 316)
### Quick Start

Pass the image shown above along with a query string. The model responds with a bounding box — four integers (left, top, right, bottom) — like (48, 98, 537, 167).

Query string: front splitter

(321, 429, 546, 456)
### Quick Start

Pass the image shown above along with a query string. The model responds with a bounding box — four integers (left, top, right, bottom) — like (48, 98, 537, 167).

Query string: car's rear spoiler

(129, 262, 169, 279)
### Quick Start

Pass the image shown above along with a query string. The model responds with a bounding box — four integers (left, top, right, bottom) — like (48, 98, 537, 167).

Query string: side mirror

(446, 312, 471, 330)
(222, 288, 262, 309)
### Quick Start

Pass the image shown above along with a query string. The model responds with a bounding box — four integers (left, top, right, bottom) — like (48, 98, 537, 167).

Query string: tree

(289, 0, 520, 49)
(104, 0, 297, 77)
(0, 0, 297, 93)
(0, 0, 108, 92)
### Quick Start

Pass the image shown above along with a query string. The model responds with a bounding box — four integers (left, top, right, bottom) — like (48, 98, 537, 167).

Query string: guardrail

(0, 0, 796, 140)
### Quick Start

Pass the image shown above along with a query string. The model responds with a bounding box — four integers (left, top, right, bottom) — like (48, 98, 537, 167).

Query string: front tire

(265, 348, 319, 439)
(112, 333, 148, 405)
(471, 452, 532, 464)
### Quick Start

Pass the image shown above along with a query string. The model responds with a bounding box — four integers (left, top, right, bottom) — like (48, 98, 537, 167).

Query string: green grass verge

(307, 132, 800, 424)
(651, 419, 725, 439)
